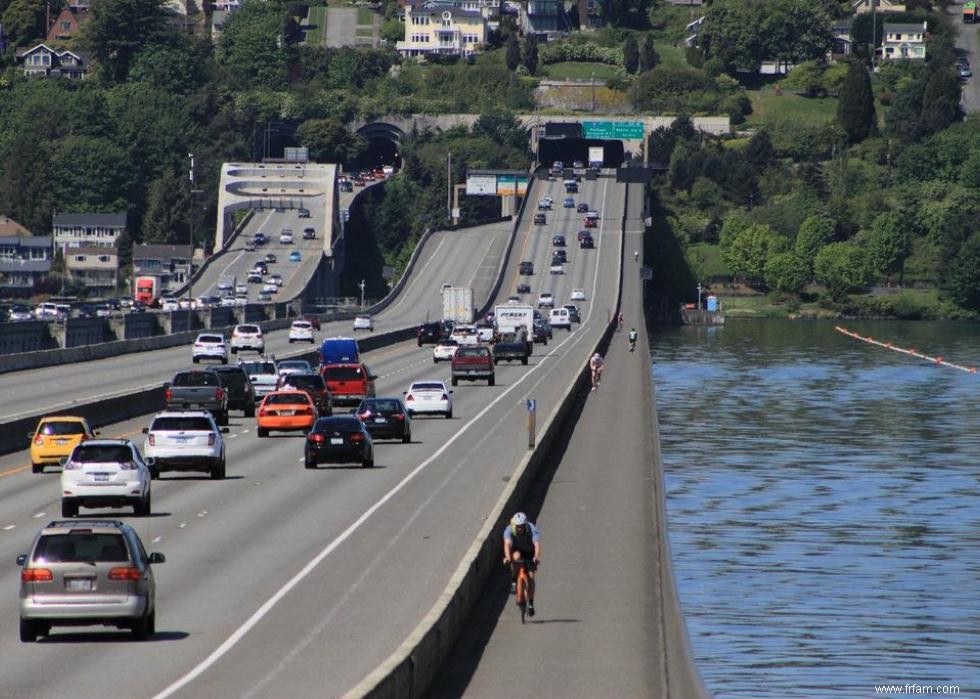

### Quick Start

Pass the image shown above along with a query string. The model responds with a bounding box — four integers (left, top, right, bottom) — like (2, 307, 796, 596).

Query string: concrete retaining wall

(0, 321, 58, 354)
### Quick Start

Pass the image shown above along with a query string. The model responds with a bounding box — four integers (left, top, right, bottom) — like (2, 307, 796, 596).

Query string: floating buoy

(835, 326, 977, 375)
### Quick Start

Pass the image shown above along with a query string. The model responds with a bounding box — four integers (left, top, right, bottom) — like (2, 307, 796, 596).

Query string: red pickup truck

(451, 346, 495, 387)
(320, 363, 376, 408)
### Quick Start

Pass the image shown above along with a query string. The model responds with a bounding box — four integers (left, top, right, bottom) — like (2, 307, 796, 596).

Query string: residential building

(882, 21, 927, 60)
(520, 0, 570, 35)
(132, 244, 194, 294)
(65, 246, 119, 292)
(397, 3, 488, 58)
(0, 232, 53, 295)
(52, 213, 127, 253)
(16, 44, 88, 78)
(831, 19, 854, 56)
(45, 7, 89, 44)
(0, 215, 32, 237)
(853, 0, 905, 14)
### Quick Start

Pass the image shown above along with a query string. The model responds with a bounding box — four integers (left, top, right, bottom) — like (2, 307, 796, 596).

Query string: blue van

(319, 337, 359, 365)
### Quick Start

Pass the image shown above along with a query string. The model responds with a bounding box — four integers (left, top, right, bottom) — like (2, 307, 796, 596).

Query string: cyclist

(617, 312, 624, 331)
(503, 512, 541, 617)
(629, 327, 638, 352)
(634, 250, 639, 262)
(589, 352, 604, 390)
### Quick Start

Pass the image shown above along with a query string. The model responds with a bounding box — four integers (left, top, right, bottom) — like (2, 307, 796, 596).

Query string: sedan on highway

(60, 439, 152, 517)
(570, 288, 587, 301)
(28, 416, 98, 474)
(353, 315, 374, 332)
(289, 251, 302, 262)
(537, 292, 554, 308)
(577, 202, 589, 213)
(265, 253, 277, 263)
(403, 381, 453, 418)
(270, 273, 284, 286)
(356, 397, 412, 443)
(433, 338, 459, 363)
(262, 283, 278, 295)
(304, 415, 374, 469)
(256, 390, 317, 437)
(552, 235, 566, 247)
(276, 359, 313, 379)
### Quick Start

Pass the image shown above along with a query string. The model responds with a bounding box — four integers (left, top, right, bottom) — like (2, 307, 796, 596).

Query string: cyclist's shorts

(512, 552, 537, 571)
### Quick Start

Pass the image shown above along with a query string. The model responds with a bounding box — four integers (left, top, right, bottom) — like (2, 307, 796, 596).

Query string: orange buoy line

(835, 326, 978, 374)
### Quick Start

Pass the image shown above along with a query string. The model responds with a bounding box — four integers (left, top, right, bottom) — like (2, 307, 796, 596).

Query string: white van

(548, 307, 571, 331)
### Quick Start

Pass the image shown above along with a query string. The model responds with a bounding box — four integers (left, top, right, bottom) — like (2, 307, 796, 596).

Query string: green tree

(1, 0, 47, 47)
(782, 60, 826, 97)
(523, 34, 538, 74)
(837, 60, 876, 144)
(505, 33, 520, 71)
(795, 214, 835, 271)
(0, 132, 58, 234)
(81, 0, 178, 82)
(745, 129, 776, 172)
(639, 33, 660, 72)
(128, 41, 207, 94)
(764, 251, 810, 293)
(380, 18, 403, 44)
(813, 242, 871, 300)
(722, 223, 787, 283)
(918, 68, 961, 139)
(866, 211, 911, 283)
(142, 168, 190, 244)
(667, 140, 702, 193)
(473, 109, 528, 151)
(50, 135, 136, 213)
(216, 1, 287, 87)
(623, 34, 639, 74)
(297, 117, 366, 164)
(946, 233, 980, 311)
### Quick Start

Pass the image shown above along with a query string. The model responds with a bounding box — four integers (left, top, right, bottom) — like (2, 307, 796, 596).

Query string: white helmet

(511, 512, 528, 527)
(593, 353, 602, 359)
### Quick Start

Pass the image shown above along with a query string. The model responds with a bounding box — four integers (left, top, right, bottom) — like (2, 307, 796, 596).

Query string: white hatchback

(353, 315, 374, 332)
(230, 324, 264, 353)
(537, 292, 554, 308)
(570, 288, 587, 301)
(403, 381, 453, 419)
(432, 339, 459, 363)
(289, 320, 316, 343)
(192, 334, 228, 364)
(60, 439, 152, 518)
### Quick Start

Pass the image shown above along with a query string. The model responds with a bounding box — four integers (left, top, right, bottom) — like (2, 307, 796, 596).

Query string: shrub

(538, 42, 623, 66)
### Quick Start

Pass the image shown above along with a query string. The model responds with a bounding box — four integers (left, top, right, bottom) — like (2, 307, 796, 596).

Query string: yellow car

(28, 416, 98, 474)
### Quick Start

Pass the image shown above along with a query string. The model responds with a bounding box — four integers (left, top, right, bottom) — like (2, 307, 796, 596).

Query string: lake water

(651, 320, 980, 698)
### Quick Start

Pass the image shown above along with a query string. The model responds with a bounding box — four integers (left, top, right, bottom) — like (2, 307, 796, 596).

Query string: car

(475, 322, 495, 343)
(230, 324, 265, 353)
(959, 64, 972, 79)
(59, 439, 152, 518)
(302, 313, 321, 331)
(304, 416, 374, 468)
(279, 229, 294, 244)
(270, 273, 284, 286)
(353, 315, 374, 332)
(433, 338, 459, 362)
(95, 304, 113, 319)
(577, 202, 589, 214)
(553, 249, 567, 263)
(507, 295, 521, 304)
(257, 291, 273, 302)
(517, 283, 531, 294)
(265, 253, 277, 263)
(276, 359, 313, 379)
(235, 283, 248, 295)
(404, 381, 453, 418)
(289, 320, 316, 343)
(533, 213, 546, 225)
(239, 358, 279, 398)
(564, 180, 578, 194)
(519, 261, 534, 275)
(17, 519, 165, 642)
(207, 365, 257, 416)
(563, 196, 575, 208)
(244, 239, 256, 252)
(247, 271, 263, 284)
(261, 283, 278, 295)
(256, 390, 318, 437)
(580, 233, 595, 249)
(563, 304, 581, 323)
(298, 208, 311, 218)
(192, 333, 228, 364)
(253, 260, 268, 275)
(573, 160, 584, 169)
(450, 323, 478, 345)
(320, 363, 376, 407)
(220, 296, 237, 307)
(28, 416, 99, 474)
(303, 227, 316, 240)
(142, 410, 228, 480)
(549, 307, 572, 331)
(356, 397, 412, 443)
(552, 234, 566, 247)
(254, 233, 267, 245)
(550, 263, 564, 275)
(160, 296, 179, 312)
(538, 292, 554, 308)
(537, 196, 552, 210)
(451, 345, 495, 386)
(277, 372, 333, 415)
(417, 321, 443, 346)
(289, 251, 302, 262)
(584, 211, 599, 228)
(532, 317, 552, 343)
(9, 304, 33, 321)
(585, 167, 599, 180)
(549, 161, 563, 176)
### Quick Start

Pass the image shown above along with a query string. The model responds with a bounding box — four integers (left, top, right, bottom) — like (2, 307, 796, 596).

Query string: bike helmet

(511, 512, 528, 527)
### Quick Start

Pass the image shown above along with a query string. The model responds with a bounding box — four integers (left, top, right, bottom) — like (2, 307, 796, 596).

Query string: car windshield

(152, 416, 214, 431)
(72, 445, 133, 463)
(39, 421, 86, 436)
(322, 366, 363, 380)
(34, 533, 129, 563)
(241, 362, 275, 375)
(282, 375, 324, 390)
(173, 372, 220, 387)
(265, 393, 309, 405)
(412, 382, 445, 391)
(292, 322, 311, 330)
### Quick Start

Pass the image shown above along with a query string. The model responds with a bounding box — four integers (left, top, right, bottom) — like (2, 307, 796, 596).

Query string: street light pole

(447, 151, 452, 223)
(359, 279, 366, 308)
(187, 153, 195, 330)
(697, 282, 704, 310)
(591, 71, 596, 112)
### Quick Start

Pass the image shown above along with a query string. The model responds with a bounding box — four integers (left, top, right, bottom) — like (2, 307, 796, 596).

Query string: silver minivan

(17, 519, 165, 641)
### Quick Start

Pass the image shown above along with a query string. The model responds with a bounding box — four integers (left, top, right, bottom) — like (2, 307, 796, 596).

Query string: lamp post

(359, 279, 366, 308)
(591, 71, 596, 112)
(697, 282, 704, 310)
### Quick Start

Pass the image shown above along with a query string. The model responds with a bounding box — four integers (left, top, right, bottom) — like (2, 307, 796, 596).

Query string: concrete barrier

(64, 318, 114, 348)
(0, 321, 58, 354)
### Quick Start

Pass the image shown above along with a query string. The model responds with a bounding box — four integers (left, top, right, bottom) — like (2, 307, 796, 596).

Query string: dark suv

(519, 261, 534, 275)
(417, 322, 443, 346)
(17, 519, 165, 641)
(277, 372, 333, 415)
(208, 365, 256, 417)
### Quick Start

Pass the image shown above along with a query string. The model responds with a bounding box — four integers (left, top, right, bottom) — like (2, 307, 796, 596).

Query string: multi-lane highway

(0, 174, 630, 696)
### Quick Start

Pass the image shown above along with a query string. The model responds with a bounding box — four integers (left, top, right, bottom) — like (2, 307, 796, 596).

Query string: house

(397, 3, 488, 58)
(881, 21, 927, 60)
(0, 232, 53, 295)
(132, 244, 194, 293)
(45, 7, 89, 44)
(520, 0, 570, 35)
(685, 15, 705, 48)
(853, 0, 905, 14)
(399, 0, 500, 25)
(52, 212, 127, 253)
(16, 44, 88, 79)
(831, 19, 854, 56)
(65, 246, 119, 291)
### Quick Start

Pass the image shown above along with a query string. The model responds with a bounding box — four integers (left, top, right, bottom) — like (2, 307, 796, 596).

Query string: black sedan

(552, 234, 566, 247)
(356, 397, 412, 443)
(576, 203, 589, 213)
(304, 416, 374, 468)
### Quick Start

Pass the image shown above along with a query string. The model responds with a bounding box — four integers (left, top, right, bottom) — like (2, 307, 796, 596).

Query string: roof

(884, 22, 927, 32)
(53, 213, 127, 228)
(16, 236, 53, 248)
(133, 244, 193, 260)
(0, 215, 32, 236)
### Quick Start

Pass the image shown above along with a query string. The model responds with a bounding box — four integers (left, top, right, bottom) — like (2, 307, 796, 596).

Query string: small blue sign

(526, 399, 536, 412)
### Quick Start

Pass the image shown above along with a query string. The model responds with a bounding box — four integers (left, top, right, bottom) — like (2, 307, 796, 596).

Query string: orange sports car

(256, 390, 317, 437)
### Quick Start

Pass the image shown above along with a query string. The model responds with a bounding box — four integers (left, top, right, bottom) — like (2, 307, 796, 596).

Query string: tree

(667, 140, 702, 193)
(745, 129, 776, 172)
(837, 60, 876, 144)
(297, 118, 366, 164)
(813, 242, 871, 300)
(473, 109, 528, 151)
(764, 251, 810, 293)
(142, 169, 190, 244)
(505, 33, 520, 71)
(782, 60, 826, 97)
(523, 34, 538, 75)
(946, 233, 980, 311)
(81, 0, 178, 83)
(128, 41, 207, 94)
(623, 34, 639, 74)
(722, 223, 788, 283)
(216, 1, 287, 87)
(640, 33, 660, 72)
(50, 135, 136, 213)
(866, 211, 911, 283)
(795, 214, 835, 271)
(918, 68, 962, 139)
(1, 0, 47, 47)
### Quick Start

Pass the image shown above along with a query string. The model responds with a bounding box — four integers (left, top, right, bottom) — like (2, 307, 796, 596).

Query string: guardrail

(172, 209, 255, 300)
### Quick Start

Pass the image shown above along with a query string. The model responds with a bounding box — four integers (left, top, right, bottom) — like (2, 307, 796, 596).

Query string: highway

(0, 174, 631, 696)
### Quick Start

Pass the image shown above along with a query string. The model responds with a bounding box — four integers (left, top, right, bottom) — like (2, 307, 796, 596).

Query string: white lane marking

(152, 281, 599, 699)
(33, 512, 45, 518)
(382, 237, 447, 319)
(378, 357, 430, 380)
(228, 434, 238, 439)
(178, 523, 187, 529)
(198, 512, 208, 518)
(152, 536, 162, 543)
(3, 525, 15, 531)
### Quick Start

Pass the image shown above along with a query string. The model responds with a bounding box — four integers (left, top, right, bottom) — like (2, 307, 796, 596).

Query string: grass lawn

(653, 43, 687, 69)
(686, 242, 728, 279)
(306, 6, 326, 45)
(745, 87, 838, 128)
(540, 62, 620, 81)
(356, 7, 374, 24)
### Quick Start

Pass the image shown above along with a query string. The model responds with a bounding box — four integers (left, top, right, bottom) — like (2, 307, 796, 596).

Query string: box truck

(442, 286, 474, 324)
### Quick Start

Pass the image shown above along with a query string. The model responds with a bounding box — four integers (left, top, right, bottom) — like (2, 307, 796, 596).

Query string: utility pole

(447, 151, 452, 223)
(187, 153, 202, 329)
(591, 71, 596, 112)
(871, 0, 877, 71)
(359, 279, 366, 308)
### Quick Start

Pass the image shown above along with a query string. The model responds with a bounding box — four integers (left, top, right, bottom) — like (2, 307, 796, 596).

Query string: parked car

(192, 333, 228, 364)
(208, 365, 257, 417)
(356, 397, 412, 443)
(17, 519, 165, 642)
(403, 381, 453, 418)
(230, 324, 264, 354)
(304, 416, 374, 469)
(256, 390, 318, 437)
(28, 416, 99, 474)
(59, 440, 152, 518)
(142, 410, 228, 480)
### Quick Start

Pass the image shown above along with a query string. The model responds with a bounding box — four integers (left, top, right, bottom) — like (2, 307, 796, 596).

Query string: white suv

(230, 324, 264, 353)
(60, 440, 152, 518)
(289, 320, 315, 343)
(142, 411, 228, 480)
(192, 333, 229, 364)
(279, 229, 293, 244)
(537, 292, 555, 308)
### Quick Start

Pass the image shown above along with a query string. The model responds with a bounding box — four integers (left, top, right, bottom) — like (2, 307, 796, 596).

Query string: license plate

(55, 438, 69, 445)
(173, 435, 190, 442)
(279, 410, 295, 416)
(375, 417, 387, 423)
(93, 473, 109, 482)
(330, 437, 343, 445)
(67, 578, 92, 591)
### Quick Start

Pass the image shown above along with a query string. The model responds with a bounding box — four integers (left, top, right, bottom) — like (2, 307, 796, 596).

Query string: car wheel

(433, 358, 438, 364)
(218, 411, 229, 426)
(493, 358, 499, 365)
(61, 499, 77, 518)
(149, 463, 160, 480)
(289, 339, 294, 344)
(192, 357, 199, 364)
(362, 457, 374, 468)
(445, 410, 453, 419)
(488, 376, 495, 386)
(131, 608, 151, 640)
(403, 430, 411, 444)
(305, 457, 316, 469)
(257, 427, 268, 438)
(451, 377, 458, 387)
(221, 357, 228, 365)
(245, 403, 255, 418)
(19, 619, 37, 643)
(211, 459, 225, 480)
(135, 492, 151, 517)
(231, 347, 238, 354)
(31, 463, 43, 474)
(522, 357, 528, 365)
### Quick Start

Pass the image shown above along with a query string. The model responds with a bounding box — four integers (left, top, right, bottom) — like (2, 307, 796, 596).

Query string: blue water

(652, 320, 980, 698)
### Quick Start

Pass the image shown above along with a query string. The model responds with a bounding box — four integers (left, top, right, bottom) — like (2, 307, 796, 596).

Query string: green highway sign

(582, 121, 645, 140)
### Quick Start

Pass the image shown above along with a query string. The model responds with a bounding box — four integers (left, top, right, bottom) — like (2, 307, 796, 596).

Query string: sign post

(526, 399, 536, 449)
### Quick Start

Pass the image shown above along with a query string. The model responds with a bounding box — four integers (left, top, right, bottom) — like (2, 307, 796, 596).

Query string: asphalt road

(950, 2, 979, 112)
(0, 175, 628, 696)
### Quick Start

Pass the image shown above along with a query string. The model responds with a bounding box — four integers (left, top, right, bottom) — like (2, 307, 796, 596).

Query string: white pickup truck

(238, 358, 279, 398)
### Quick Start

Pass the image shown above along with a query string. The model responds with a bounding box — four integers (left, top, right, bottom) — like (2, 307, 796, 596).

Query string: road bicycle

(508, 558, 537, 623)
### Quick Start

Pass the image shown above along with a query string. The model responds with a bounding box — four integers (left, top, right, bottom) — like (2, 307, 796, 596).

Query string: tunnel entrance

(538, 137, 625, 169)
(349, 138, 400, 173)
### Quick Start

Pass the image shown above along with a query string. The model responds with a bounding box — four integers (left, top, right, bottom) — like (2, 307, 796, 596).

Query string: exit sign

(582, 121, 645, 140)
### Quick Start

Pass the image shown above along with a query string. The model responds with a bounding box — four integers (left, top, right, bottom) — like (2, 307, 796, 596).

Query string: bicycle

(508, 558, 537, 623)
(590, 366, 603, 391)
